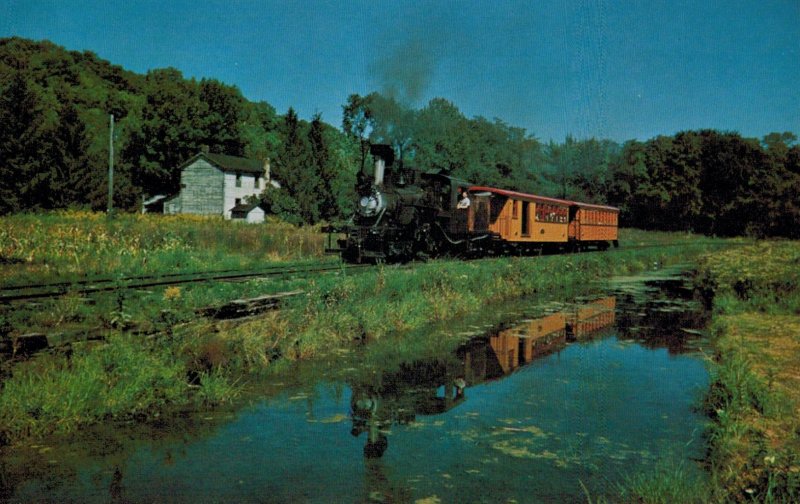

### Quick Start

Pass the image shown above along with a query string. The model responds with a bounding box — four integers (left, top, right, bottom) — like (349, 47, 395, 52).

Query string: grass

(0, 210, 326, 286)
(693, 241, 800, 503)
(0, 334, 190, 442)
(617, 461, 713, 504)
(0, 223, 731, 448)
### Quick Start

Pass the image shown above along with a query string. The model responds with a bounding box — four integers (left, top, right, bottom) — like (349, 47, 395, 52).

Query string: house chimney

(263, 158, 271, 182)
(201, 145, 210, 154)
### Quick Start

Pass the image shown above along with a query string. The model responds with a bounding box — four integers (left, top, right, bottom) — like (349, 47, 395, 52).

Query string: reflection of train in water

(479, 296, 617, 375)
(350, 297, 616, 457)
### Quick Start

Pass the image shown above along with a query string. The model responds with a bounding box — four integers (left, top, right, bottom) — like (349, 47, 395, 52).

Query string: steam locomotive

(324, 144, 619, 263)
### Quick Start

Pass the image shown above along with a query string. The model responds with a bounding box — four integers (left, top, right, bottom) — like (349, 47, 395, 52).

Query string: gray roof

(179, 152, 265, 175)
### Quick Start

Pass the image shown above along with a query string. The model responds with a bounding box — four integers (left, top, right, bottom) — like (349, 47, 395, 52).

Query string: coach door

(470, 194, 490, 232)
(568, 205, 580, 240)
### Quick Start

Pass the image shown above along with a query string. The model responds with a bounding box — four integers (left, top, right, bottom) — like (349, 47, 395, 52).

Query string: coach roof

(468, 186, 619, 212)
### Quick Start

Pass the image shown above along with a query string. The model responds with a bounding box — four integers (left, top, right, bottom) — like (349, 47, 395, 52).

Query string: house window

(512, 200, 518, 219)
(255, 176, 261, 189)
(236, 173, 242, 188)
(235, 198, 241, 206)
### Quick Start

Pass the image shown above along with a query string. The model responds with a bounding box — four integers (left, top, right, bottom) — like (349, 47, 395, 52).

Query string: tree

(241, 100, 281, 161)
(608, 140, 650, 227)
(48, 102, 92, 208)
(342, 93, 375, 174)
(199, 78, 246, 156)
(0, 70, 49, 213)
(309, 114, 340, 220)
(125, 68, 205, 197)
(698, 131, 764, 235)
(272, 108, 322, 224)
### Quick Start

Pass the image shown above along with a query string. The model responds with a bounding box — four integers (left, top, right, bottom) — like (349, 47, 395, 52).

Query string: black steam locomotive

(324, 144, 491, 263)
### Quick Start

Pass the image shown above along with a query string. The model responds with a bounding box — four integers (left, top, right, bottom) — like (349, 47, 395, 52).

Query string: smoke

(366, 30, 444, 160)
(372, 36, 437, 105)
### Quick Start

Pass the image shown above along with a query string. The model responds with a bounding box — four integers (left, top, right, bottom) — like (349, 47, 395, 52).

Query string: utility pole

(107, 114, 114, 214)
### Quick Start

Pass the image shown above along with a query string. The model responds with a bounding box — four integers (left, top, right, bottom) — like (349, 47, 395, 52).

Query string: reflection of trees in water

(349, 297, 619, 459)
(613, 280, 709, 354)
(0, 412, 231, 502)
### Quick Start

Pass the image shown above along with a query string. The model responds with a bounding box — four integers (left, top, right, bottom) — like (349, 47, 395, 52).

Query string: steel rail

(0, 260, 340, 292)
(0, 262, 369, 303)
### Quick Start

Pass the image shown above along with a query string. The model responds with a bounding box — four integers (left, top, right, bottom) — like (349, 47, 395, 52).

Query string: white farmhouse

(163, 150, 280, 222)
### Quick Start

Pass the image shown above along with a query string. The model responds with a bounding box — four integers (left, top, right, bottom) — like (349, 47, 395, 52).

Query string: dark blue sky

(2, 0, 798, 142)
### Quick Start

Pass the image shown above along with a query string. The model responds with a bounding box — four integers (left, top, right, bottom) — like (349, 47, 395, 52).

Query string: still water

(2, 271, 710, 503)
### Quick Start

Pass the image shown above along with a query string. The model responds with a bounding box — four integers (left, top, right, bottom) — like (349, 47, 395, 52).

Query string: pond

(1, 268, 710, 503)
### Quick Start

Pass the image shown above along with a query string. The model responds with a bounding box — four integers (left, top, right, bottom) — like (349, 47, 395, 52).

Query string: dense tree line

(604, 131, 800, 237)
(1, 37, 798, 237)
(0, 37, 357, 221)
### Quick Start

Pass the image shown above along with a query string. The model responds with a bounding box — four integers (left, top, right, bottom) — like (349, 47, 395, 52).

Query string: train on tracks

(324, 144, 619, 263)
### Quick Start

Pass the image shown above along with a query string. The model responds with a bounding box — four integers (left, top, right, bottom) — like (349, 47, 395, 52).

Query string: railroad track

(0, 261, 370, 303)
(0, 238, 741, 303)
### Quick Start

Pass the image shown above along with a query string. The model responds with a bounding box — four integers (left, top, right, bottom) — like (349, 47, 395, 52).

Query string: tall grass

(617, 461, 713, 504)
(0, 211, 326, 285)
(0, 335, 184, 441)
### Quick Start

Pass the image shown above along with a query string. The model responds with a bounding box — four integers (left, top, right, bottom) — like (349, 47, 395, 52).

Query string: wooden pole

(107, 114, 114, 214)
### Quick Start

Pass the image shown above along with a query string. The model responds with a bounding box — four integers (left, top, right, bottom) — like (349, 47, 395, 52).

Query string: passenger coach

(457, 186, 619, 254)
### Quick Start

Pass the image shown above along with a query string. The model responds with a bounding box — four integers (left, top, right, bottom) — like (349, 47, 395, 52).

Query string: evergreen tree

(309, 113, 338, 220)
(49, 101, 92, 208)
(272, 108, 321, 224)
(0, 70, 49, 213)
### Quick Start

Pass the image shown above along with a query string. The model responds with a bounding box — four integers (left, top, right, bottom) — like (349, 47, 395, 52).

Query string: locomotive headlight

(358, 190, 386, 217)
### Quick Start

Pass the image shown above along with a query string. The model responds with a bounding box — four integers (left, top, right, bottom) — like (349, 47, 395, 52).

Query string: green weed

(617, 460, 712, 504)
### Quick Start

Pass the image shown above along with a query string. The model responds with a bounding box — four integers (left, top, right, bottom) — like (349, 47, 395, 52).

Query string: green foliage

(344, 93, 547, 193)
(0, 334, 188, 441)
(0, 69, 50, 213)
(608, 130, 800, 237)
(617, 461, 712, 504)
(543, 135, 618, 201)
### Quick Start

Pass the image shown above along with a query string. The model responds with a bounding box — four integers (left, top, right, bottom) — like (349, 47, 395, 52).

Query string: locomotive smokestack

(374, 157, 386, 186)
(369, 144, 395, 187)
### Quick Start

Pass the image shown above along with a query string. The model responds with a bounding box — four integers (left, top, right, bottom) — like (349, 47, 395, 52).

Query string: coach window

(512, 200, 518, 219)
